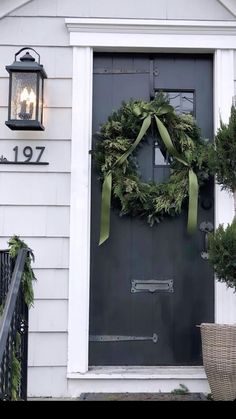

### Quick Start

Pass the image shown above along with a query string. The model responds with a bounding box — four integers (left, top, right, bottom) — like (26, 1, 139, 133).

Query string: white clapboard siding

(0, 140, 71, 173)
(9, 0, 58, 17)
(0, 79, 72, 109)
(0, 46, 72, 79)
(9, 0, 235, 20)
(0, 173, 70, 205)
(28, 333, 67, 366)
(0, 206, 69, 237)
(33, 269, 68, 300)
(0, 108, 72, 140)
(0, 17, 69, 46)
(0, 237, 69, 268)
(29, 300, 68, 332)
(28, 367, 67, 398)
(44, 79, 72, 108)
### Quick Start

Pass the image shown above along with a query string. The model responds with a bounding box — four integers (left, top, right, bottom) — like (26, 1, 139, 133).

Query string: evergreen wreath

(94, 93, 213, 245)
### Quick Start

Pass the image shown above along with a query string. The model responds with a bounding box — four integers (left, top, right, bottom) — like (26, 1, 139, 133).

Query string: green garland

(94, 93, 213, 244)
(8, 236, 36, 400)
(8, 235, 36, 307)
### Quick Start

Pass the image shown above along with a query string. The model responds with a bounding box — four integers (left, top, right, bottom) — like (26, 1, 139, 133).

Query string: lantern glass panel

(11, 72, 37, 121)
(38, 76, 43, 123)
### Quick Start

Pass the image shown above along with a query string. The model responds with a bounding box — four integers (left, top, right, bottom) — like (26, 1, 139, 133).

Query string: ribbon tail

(115, 115, 151, 167)
(187, 169, 199, 234)
(99, 172, 112, 245)
(154, 115, 188, 167)
(99, 115, 151, 246)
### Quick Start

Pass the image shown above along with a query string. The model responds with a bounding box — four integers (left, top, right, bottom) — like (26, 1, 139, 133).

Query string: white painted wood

(67, 367, 210, 397)
(218, 0, 236, 17)
(0, 108, 71, 140)
(29, 300, 68, 332)
(66, 18, 236, 32)
(0, 173, 70, 205)
(214, 50, 236, 324)
(0, 237, 69, 268)
(58, 0, 235, 20)
(9, 0, 235, 20)
(67, 47, 93, 375)
(9, 0, 57, 16)
(0, 17, 69, 46)
(28, 367, 67, 397)
(234, 52, 236, 80)
(28, 333, 67, 366)
(68, 366, 207, 379)
(0, 46, 72, 79)
(0, 140, 71, 173)
(66, 18, 236, 52)
(44, 79, 72, 108)
(67, 20, 236, 382)
(68, 29, 236, 51)
(68, 378, 209, 397)
(0, 206, 69, 237)
(33, 269, 68, 300)
(0, 0, 32, 19)
(0, 78, 72, 108)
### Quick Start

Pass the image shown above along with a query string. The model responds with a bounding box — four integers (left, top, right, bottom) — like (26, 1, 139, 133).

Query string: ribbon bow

(99, 113, 198, 245)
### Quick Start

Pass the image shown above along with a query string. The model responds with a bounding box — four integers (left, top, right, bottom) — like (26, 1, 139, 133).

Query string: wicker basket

(200, 323, 236, 401)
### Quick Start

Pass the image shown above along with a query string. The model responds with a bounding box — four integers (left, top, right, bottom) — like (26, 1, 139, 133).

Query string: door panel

(89, 54, 214, 366)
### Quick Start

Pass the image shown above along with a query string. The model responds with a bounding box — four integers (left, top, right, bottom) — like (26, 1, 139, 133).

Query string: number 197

(13, 146, 45, 163)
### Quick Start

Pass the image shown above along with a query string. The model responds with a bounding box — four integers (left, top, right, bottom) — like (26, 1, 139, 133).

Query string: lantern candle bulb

(20, 87, 28, 115)
(19, 87, 36, 119)
(29, 89, 36, 118)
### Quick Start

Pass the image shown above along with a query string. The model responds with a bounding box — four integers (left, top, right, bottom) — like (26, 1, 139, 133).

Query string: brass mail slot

(131, 279, 174, 294)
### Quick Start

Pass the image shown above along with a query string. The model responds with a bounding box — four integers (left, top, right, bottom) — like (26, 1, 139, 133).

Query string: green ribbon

(154, 116, 189, 167)
(154, 115, 199, 234)
(187, 169, 199, 234)
(99, 115, 151, 245)
(99, 171, 112, 246)
(99, 112, 199, 245)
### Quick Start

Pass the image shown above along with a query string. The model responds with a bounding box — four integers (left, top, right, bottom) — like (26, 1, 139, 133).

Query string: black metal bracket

(0, 161, 49, 165)
(199, 221, 214, 260)
(0, 155, 49, 165)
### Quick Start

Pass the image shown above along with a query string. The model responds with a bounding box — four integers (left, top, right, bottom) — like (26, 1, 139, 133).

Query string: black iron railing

(0, 248, 28, 401)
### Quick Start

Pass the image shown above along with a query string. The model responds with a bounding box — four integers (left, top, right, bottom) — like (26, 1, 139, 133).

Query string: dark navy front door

(89, 54, 214, 366)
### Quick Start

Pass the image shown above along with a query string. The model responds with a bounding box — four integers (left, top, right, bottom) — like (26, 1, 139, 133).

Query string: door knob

(199, 221, 214, 260)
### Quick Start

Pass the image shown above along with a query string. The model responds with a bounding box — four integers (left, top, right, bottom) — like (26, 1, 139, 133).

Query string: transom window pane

(155, 91, 195, 116)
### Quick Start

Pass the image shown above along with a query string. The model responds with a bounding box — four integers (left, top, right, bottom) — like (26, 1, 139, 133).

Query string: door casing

(65, 18, 236, 378)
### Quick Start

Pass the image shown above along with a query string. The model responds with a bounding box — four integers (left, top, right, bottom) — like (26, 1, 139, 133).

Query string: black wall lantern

(5, 47, 47, 131)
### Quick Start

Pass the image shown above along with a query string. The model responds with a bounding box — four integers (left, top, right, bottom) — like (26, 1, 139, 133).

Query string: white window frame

(66, 18, 236, 377)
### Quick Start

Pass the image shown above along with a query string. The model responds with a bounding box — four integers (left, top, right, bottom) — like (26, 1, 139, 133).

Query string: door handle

(199, 221, 214, 260)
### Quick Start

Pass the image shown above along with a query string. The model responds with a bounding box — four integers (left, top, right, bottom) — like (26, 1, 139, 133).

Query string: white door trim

(67, 46, 93, 374)
(66, 18, 236, 377)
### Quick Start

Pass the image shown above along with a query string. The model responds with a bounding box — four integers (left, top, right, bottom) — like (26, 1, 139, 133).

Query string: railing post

(0, 248, 28, 400)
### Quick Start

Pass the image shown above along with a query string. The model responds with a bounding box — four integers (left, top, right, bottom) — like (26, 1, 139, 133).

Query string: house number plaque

(0, 145, 49, 165)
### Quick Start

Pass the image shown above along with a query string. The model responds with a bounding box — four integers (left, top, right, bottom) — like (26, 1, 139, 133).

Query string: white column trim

(65, 18, 236, 50)
(66, 19, 236, 376)
(67, 46, 93, 374)
(214, 49, 236, 324)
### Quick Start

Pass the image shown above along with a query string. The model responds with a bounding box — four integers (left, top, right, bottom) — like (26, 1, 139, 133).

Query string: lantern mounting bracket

(15, 47, 41, 64)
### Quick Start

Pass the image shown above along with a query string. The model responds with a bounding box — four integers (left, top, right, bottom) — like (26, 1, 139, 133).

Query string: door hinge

(89, 333, 158, 343)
